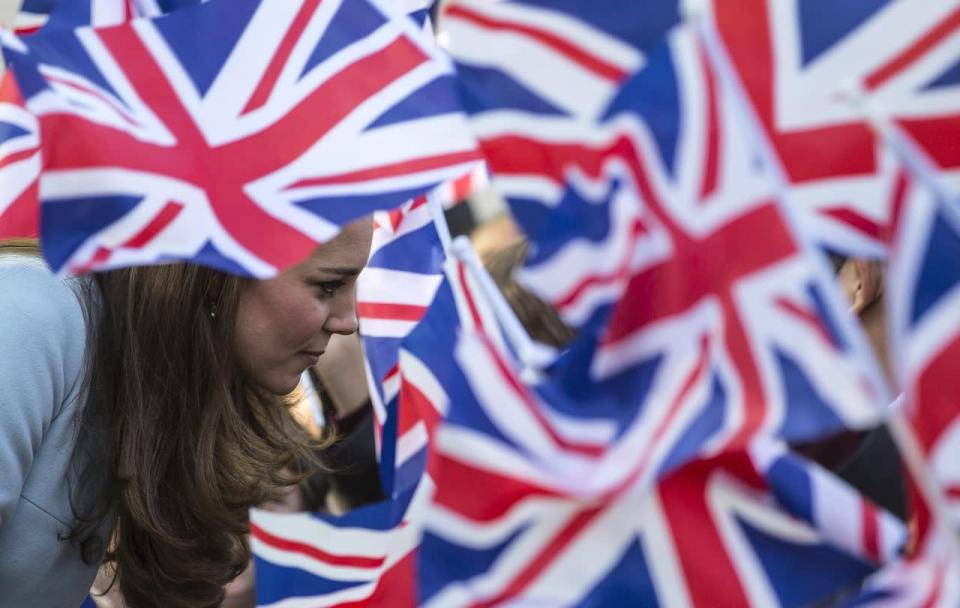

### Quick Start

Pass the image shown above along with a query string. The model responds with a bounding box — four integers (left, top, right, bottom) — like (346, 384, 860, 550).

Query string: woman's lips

(299, 351, 323, 366)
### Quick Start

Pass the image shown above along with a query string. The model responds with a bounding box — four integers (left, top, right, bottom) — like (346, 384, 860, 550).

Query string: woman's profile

(0, 218, 372, 608)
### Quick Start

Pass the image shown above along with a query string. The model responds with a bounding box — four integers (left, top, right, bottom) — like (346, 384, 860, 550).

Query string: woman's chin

(261, 372, 302, 397)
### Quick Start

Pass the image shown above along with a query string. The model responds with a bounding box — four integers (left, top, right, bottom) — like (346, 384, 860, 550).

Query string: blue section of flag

(797, 0, 893, 65)
(911, 210, 960, 326)
(775, 350, 845, 438)
(739, 516, 873, 607)
(41, 195, 140, 269)
(924, 55, 960, 90)
(300, 0, 386, 81)
(153, 0, 257, 97)
(369, 75, 464, 130)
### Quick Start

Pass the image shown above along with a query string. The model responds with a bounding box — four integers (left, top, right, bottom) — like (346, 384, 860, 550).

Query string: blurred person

(482, 239, 576, 349)
(794, 257, 905, 519)
(0, 217, 372, 608)
(470, 212, 523, 260)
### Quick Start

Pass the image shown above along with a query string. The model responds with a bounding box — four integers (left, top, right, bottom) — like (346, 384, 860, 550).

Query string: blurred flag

(15, 0, 429, 33)
(251, 477, 429, 608)
(449, 19, 887, 488)
(0, 71, 40, 238)
(13, 0, 56, 35)
(1, 0, 478, 276)
(40, 0, 205, 30)
(420, 328, 904, 606)
(443, 0, 677, 121)
(884, 162, 960, 559)
(359, 194, 447, 497)
(840, 556, 960, 607)
(387, 251, 503, 497)
(442, 0, 681, 330)
(701, 0, 960, 256)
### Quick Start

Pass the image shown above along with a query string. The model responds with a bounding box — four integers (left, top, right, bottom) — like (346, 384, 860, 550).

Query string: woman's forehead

(303, 219, 373, 271)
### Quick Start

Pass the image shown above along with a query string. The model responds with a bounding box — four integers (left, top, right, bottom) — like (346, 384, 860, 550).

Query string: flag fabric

(442, 0, 677, 121)
(831, 90, 960, 607)
(448, 18, 886, 489)
(13, 0, 428, 36)
(0, 70, 40, 238)
(12, 0, 208, 36)
(443, 0, 680, 329)
(382, 251, 502, 498)
(0, 0, 478, 276)
(251, 477, 431, 608)
(360, 195, 446, 425)
(3, 0, 208, 239)
(885, 164, 960, 548)
(358, 194, 446, 497)
(40, 0, 204, 30)
(840, 555, 960, 607)
(12, 0, 57, 36)
(419, 326, 904, 606)
(397, 0, 435, 31)
(701, 0, 960, 257)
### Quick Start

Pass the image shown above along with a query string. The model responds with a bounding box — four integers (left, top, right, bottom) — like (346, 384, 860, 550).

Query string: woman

(0, 218, 372, 607)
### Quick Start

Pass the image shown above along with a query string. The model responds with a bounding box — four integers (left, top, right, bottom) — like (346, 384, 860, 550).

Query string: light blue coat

(0, 256, 107, 607)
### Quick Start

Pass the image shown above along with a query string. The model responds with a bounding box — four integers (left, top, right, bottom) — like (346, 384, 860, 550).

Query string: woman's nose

(324, 293, 359, 336)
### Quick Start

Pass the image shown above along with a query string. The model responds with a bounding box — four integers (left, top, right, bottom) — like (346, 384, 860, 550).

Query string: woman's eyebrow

(317, 266, 363, 276)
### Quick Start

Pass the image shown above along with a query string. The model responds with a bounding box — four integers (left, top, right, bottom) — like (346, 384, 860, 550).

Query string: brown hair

(482, 239, 575, 349)
(1, 240, 324, 607)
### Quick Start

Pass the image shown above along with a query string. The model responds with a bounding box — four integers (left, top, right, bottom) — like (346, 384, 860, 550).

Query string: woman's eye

(314, 280, 343, 297)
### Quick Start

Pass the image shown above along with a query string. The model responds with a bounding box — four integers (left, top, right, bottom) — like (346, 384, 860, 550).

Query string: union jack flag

(442, 0, 678, 122)
(885, 166, 960, 543)
(251, 476, 430, 608)
(700, 0, 960, 256)
(0, 71, 40, 239)
(359, 194, 446, 497)
(450, 19, 887, 489)
(841, 556, 960, 607)
(42, 0, 204, 30)
(442, 0, 680, 329)
(12, 0, 56, 36)
(1, 0, 478, 276)
(420, 326, 904, 606)
(15, 0, 429, 34)
(390, 249, 505, 494)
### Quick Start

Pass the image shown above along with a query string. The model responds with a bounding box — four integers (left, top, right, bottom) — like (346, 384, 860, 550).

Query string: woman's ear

(838, 258, 884, 315)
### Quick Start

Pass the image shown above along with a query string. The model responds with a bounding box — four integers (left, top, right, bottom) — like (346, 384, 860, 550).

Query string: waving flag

(420, 328, 904, 606)
(443, 0, 682, 328)
(451, 22, 886, 490)
(701, 0, 960, 256)
(0, 72, 40, 238)
(359, 194, 446, 497)
(379, 250, 501, 498)
(443, 0, 655, 122)
(251, 477, 430, 608)
(13, 0, 56, 35)
(885, 168, 960, 543)
(18, 0, 428, 33)
(40, 0, 204, 30)
(841, 556, 960, 607)
(1, 0, 478, 276)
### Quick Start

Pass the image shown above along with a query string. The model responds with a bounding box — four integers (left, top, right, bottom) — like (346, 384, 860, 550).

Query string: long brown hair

(482, 240, 575, 349)
(0, 240, 323, 607)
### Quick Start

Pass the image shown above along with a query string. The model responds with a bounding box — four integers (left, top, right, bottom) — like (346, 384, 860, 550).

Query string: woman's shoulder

(0, 255, 87, 325)
(0, 255, 89, 394)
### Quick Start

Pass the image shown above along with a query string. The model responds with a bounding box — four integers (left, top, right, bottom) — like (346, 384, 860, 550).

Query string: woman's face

(234, 219, 373, 395)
